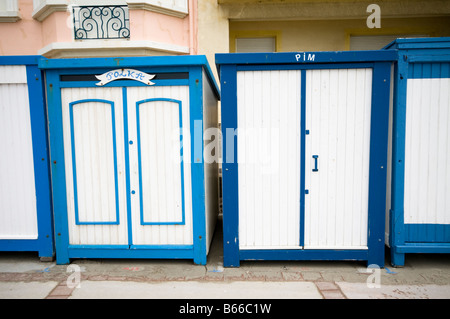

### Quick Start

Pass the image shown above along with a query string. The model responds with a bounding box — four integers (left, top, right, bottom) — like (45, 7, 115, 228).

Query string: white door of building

(236, 68, 373, 250)
(304, 68, 372, 250)
(61, 85, 192, 247)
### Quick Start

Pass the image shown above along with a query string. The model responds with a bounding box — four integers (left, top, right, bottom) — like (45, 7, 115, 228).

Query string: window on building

(235, 37, 276, 53)
(350, 35, 428, 50)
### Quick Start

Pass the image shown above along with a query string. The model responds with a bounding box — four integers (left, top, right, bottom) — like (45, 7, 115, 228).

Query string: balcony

(72, 5, 130, 40)
(0, 0, 21, 22)
(35, 1, 190, 58)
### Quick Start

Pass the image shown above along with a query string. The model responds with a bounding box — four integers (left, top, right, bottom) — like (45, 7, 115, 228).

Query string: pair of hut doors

(236, 68, 375, 250)
(61, 82, 193, 247)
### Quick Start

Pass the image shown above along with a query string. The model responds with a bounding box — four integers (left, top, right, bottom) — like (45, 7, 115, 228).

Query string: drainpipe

(189, 0, 197, 55)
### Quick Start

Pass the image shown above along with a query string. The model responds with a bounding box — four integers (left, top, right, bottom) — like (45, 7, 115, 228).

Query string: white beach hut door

(61, 87, 128, 246)
(237, 68, 373, 251)
(304, 68, 373, 250)
(62, 85, 192, 246)
(126, 86, 193, 246)
(237, 70, 302, 250)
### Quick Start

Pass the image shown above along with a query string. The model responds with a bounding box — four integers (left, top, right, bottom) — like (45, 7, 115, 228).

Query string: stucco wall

(229, 17, 450, 52)
(197, 0, 229, 81)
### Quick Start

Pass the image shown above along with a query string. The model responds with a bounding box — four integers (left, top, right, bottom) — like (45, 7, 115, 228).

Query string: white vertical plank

(287, 69, 301, 246)
(252, 70, 263, 246)
(305, 69, 318, 247)
(318, 69, 330, 248)
(361, 69, 372, 244)
(352, 69, 365, 245)
(261, 70, 272, 246)
(334, 68, 348, 246)
(0, 65, 27, 84)
(343, 69, 357, 248)
(418, 78, 431, 223)
(0, 80, 38, 239)
(237, 70, 301, 249)
(327, 69, 338, 247)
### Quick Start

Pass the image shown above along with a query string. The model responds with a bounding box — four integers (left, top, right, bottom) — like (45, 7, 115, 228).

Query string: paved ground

(0, 220, 449, 300)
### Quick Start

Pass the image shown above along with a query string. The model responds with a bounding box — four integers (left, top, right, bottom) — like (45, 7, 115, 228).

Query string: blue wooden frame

(39, 56, 220, 265)
(135, 98, 186, 226)
(216, 51, 396, 267)
(69, 99, 121, 226)
(0, 56, 54, 259)
(384, 37, 450, 267)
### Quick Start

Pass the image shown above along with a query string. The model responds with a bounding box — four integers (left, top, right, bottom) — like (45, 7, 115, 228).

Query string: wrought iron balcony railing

(73, 5, 130, 40)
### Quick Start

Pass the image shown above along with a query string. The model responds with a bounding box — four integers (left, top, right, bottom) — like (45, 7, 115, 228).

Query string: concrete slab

(337, 282, 450, 299)
(69, 281, 323, 299)
(0, 281, 59, 299)
(0, 253, 55, 273)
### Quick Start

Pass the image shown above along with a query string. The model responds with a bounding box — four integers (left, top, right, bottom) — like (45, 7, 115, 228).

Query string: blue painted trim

(121, 87, 133, 246)
(67, 244, 193, 250)
(404, 224, 450, 243)
(408, 55, 450, 63)
(46, 69, 71, 264)
(130, 245, 193, 250)
(299, 69, 306, 248)
(38, 55, 220, 100)
(135, 98, 186, 226)
(189, 66, 208, 265)
(220, 64, 240, 267)
(407, 62, 450, 78)
(389, 57, 409, 268)
(66, 246, 194, 261)
(0, 55, 41, 66)
(394, 243, 450, 254)
(68, 244, 129, 250)
(69, 99, 121, 226)
(215, 50, 397, 67)
(240, 249, 368, 261)
(366, 62, 391, 267)
(26, 64, 54, 258)
(384, 37, 450, 50)
(39, 55, 211, 70)
(0, 240, 46, 252)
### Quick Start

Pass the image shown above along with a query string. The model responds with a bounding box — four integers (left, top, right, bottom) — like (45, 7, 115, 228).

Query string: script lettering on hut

(95, 69, 155, 86)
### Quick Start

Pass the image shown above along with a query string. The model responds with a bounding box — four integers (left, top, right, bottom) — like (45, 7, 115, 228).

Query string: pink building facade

(0, 0, 197, 58)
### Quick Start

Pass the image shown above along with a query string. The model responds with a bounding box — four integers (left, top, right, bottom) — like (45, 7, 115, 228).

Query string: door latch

(312, 155, 319, 172)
